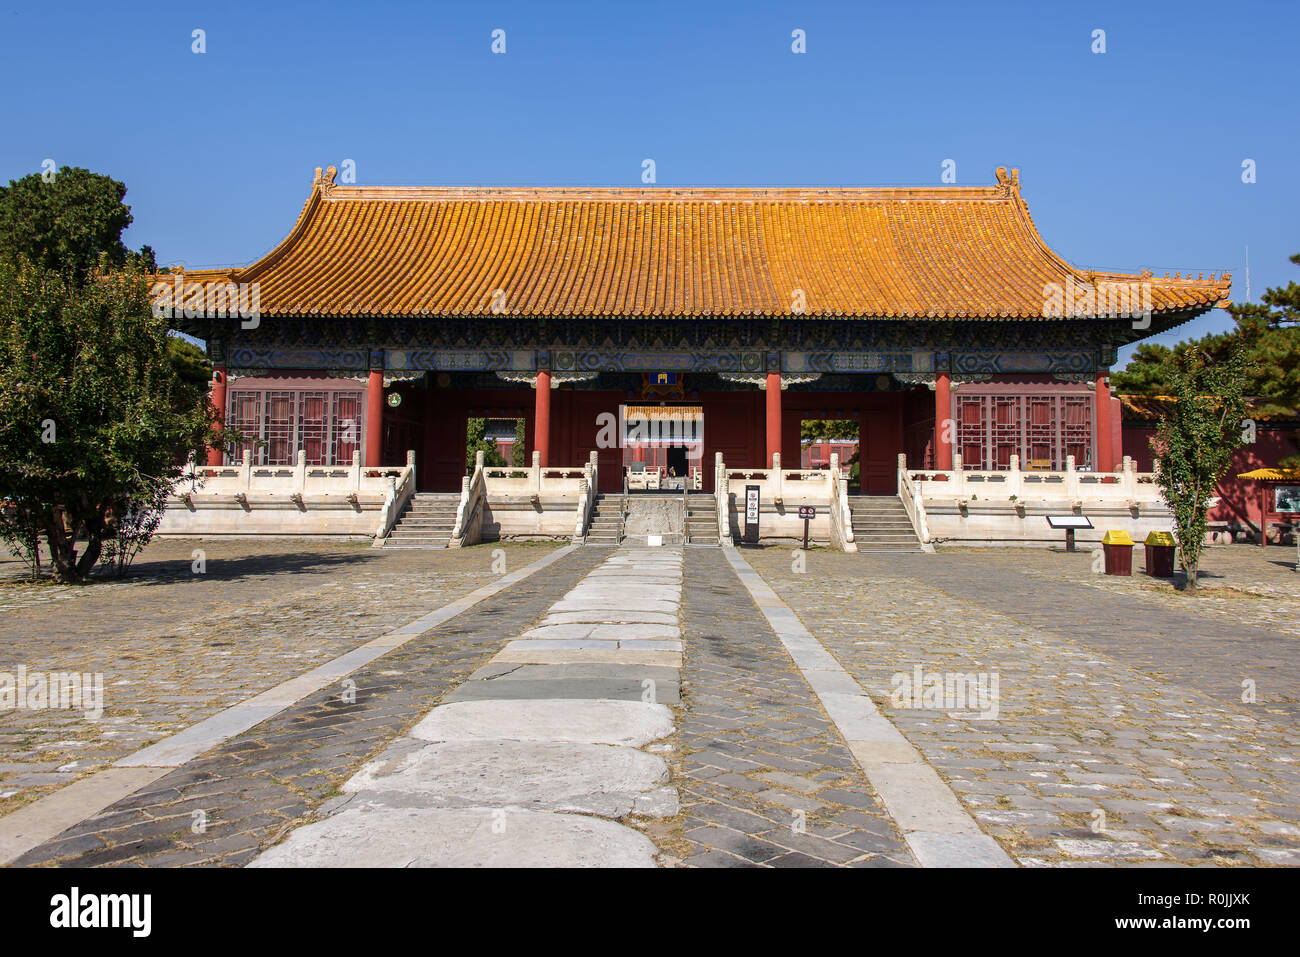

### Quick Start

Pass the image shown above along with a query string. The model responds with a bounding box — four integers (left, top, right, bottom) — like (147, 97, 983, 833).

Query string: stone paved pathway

(7, 537, 1297, 868)
(7, 547, 603, 867)
(744, 546, 1300, 867)
(252, 548, 685, 867)
(672, 549, 917, 867)
(0, 540, 561, 819)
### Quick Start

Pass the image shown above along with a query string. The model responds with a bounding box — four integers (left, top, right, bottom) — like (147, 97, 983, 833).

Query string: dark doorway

(666, 445, 688, 478)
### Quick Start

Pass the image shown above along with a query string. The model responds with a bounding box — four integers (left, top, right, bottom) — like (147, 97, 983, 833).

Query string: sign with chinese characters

(744, 485, 760, 543)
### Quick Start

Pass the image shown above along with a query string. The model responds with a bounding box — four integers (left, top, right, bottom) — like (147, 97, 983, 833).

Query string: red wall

(1124, 423, 1300, 530)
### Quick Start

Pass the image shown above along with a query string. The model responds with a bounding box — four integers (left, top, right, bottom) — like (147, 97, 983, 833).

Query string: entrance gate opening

(622, 404, 703, 491)
(467, 416, 526, 472)
(800, 417, 860, 484)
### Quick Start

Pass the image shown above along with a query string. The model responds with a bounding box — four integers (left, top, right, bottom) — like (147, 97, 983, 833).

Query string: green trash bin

(1101, 529, 1134, 576)
(1144, 531, 1176, 578)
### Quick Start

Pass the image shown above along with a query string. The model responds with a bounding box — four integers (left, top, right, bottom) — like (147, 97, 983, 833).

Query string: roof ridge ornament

(994, 166, 1020, 194)
(313, 165, 339, 194)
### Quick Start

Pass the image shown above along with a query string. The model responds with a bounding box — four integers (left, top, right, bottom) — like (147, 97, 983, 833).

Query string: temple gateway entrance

(666, 445, 688, 479)
(622, 404, 703, 492)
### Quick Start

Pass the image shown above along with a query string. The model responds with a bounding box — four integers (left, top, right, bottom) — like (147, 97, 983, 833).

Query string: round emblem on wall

(875, 374, 891, 391)
(386, 393, 402, 408)
(436, 372, 452, 388)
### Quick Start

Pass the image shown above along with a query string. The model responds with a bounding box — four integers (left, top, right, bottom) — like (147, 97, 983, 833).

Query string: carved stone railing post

(1065, 454, 1080, 504)
(715, 452, 729, 545)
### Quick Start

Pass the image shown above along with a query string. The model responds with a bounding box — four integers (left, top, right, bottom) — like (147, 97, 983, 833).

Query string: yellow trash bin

(1144, 531, 1176, 577)
(1101, 529, 1134, 576)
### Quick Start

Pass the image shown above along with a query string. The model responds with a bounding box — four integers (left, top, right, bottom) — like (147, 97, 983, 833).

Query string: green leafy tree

(167, 335, 213, 412)
(800, 418, 860, 442)
(0, 167, 224, 581)
(465, 417, 508, 471)
(0, 168, 134, 281)
(1115, 255, 1300, 412)
(512, 417, 526, 466)
(0, 259, 220, 581)
(1225, 253, 1300, 426)
(1111, 343, 1178, 394)
(1153, 346, 1251, 591)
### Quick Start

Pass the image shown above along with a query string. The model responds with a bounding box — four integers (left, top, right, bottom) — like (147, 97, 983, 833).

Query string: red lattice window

(1062, 397, 1093, 469)
(299, 391, 329, 465)
(265, 391, 295, 465)
(954, 393, 1094, 471)
(992, 398, 1019, 469)
(333, 393, 363, 465)
(226, 385, 366, 466)
(958, 398, 986, 468)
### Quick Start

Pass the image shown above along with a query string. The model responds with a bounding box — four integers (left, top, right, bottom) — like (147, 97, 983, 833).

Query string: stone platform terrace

(0, 538, 1296, 868)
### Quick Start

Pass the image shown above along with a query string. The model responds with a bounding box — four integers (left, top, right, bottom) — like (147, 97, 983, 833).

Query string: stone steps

(846, 495, 924, 552)
(384, 493, 462, 548)
(585, 494, 626, 545)
(684, 497, 719, 546)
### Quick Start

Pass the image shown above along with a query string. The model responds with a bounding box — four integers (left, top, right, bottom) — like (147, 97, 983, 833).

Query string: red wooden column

(934, 371, 952, 470)
(1095, 371, 1114, 472)
(365, 369, 384, 467)
(765, 372, 782, 467)
(207, 365, 228, 466)
(535, 370, 552, 466)
(1260, 486, 1268, 549)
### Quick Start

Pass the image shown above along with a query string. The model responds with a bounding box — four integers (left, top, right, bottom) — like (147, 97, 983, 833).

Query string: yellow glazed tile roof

(1237, 468, 1300, 481)
(165, 166, 1232, 321)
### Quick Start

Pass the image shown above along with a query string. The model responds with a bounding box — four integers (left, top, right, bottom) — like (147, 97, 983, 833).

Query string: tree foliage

(167, 335, 213, 413)
(0, 168, 135, 281)
(465, 417, 509, 471)
(1113, 253, 1300, 420)
(800, 418, 860, 442)
(1153, 346, 1251, 591)
(0, 259, 219, 581)
(0, 167, 222, 582)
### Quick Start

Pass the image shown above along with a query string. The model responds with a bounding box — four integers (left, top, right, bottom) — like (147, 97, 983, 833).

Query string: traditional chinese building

(164, 165, 1231, 496)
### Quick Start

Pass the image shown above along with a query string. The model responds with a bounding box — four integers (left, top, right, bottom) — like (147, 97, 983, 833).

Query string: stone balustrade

(159, 450, 416, 539)
(905, 453, 1175, 546)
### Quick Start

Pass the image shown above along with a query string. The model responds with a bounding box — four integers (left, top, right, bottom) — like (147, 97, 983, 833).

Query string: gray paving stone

(343, 739, 672, 818)
(249, 807, 660, 867)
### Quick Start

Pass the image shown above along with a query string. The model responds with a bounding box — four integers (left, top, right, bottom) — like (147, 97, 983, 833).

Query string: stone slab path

(251, 548, 686, 867)
(14, 539, 1289, 868)
(5, 547, 605, 866)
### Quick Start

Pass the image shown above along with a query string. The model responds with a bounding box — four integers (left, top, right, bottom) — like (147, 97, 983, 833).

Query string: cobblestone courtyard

(0, 540, 562, 820)
(1, 538, 1296, 867)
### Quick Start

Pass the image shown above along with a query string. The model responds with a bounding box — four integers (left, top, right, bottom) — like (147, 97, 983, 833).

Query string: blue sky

(1, 0, 1294, 367)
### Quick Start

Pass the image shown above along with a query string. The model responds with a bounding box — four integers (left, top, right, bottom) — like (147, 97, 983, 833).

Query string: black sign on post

(798, 505, 815, 549)
(744, 485, 760, 544)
